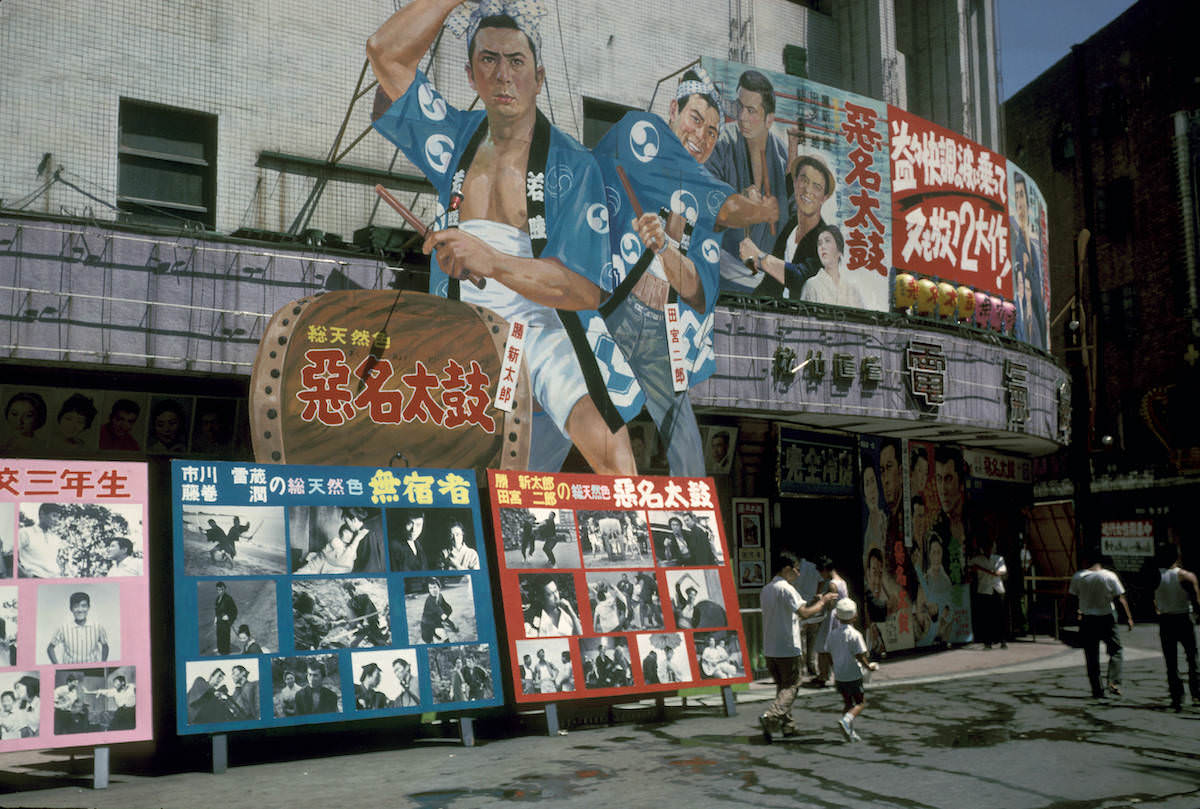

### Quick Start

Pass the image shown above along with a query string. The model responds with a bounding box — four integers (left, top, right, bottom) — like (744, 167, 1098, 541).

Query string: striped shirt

(50, 619, 109, 663)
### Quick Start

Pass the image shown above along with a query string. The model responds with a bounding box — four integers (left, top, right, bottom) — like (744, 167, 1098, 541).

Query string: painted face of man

(935, 459, 963, 515)
(109, 408, 138, 438)
(466, 26, 544, 125)
(793, 163, 831, 220)
(879, 445, 901, 509)
(736, 86, 772, 142)
(669, 95, 720, 164)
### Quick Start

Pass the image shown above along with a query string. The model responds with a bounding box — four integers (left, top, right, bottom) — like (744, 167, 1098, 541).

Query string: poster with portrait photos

(0, 459, 152, 752)
(732, 498, 769, 593)
(171, 460, 501, 734)
(488, 471, 750, 703)
(701, 426, 737, 475)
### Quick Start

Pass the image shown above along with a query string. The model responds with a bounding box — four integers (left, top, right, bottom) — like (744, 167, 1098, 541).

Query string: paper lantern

(973, 291, 992, 327)
(915, 278, 939, 315)
(956, 286, 975, 321)
(894, 273, 917, 310)
(988, 295, 1004, 330)
(936, 282, 957, 318)
(1000, 301, 1016, 333)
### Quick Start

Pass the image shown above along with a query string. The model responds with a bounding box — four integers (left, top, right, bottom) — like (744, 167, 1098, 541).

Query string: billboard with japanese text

(701, 57, 892, 312)
(171, 460, 501, 734)
(487, 472, 749, 701)
(0, 460, 152, 752)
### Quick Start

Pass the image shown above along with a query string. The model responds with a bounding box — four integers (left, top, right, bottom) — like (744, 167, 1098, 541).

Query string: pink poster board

(0, 460, 152, 752)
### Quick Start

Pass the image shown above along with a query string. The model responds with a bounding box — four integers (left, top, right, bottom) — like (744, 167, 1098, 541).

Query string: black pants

(976, 592, 1005, 645)
(1158, 613, 1199, 705)
(1081, 613, 1122, 697)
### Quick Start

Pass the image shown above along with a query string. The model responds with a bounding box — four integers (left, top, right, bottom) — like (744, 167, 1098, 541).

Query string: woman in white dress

(799, 225, 866, 309)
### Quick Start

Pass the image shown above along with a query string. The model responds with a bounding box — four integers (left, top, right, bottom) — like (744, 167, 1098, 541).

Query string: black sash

(599, 207, 694, 316)
(445, 110, 623, 433)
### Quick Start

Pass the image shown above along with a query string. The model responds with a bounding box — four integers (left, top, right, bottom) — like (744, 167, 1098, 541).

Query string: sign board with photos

(732, 498, 769, 592)
(0, 460, 152, 752)
(170, 461, 501, 734)
(487, 471, 750, 703)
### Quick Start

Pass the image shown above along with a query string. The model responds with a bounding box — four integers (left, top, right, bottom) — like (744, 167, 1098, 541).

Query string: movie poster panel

(859, 436, 914, 654)
(889, 106, 1012, 299)
(908, 442, 972, 647)
(700, 57, 891, 311)
(488, 471, 750, 703)
(1007, 161, 1051, 350)
(732, 498, 768, 593)
(0, 460, 152, 752)
(171, 461, 501, 734)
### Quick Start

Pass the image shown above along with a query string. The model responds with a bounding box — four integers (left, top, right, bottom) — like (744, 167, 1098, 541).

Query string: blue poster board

(171, 461, 501, 734)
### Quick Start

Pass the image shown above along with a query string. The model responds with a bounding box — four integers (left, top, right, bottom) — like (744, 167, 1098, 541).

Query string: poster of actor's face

(701, 426, 737, 474)
(489, 471, 750, 703)
(700, 57, 892, 312)
(1008, 164, 1051, 350)
(0, 384, 247, 459)
(0, 460, 152, 753)
(171, 461, 502, 734)
(859, 436, 915, 654)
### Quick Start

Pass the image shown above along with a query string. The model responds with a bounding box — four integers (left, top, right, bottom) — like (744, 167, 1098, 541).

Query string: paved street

(2, 626, 1199, 808)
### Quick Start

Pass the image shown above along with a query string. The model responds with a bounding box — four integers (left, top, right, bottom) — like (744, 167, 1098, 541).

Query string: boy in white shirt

(826, 597, 878, 742)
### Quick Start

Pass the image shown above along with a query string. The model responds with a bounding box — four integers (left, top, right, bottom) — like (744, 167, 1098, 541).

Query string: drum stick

(373, 184, 485, 290)
(615, 166, 643, 219)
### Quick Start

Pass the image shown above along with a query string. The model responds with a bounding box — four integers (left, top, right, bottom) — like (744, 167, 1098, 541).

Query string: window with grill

(118, 99, 217, 229)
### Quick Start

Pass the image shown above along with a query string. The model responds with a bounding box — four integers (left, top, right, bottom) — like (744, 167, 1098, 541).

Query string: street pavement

(2, 624, 1199, 808)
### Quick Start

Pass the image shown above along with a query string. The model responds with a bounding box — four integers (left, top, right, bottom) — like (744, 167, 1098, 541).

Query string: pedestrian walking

(969, 540, 1008, 648)
(758, 551, 838, 742)
(1069, 549, 1134, 699)
(826, 597, 878, 742)
(1153, 543, 1200, 712)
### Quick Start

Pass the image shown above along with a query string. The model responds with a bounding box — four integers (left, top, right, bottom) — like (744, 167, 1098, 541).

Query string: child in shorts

(826, 597, 879, 742)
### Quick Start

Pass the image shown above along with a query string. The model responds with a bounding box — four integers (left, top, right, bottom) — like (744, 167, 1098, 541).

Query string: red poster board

(487, 472, 750, 702)
(889, 106, 1012, 299)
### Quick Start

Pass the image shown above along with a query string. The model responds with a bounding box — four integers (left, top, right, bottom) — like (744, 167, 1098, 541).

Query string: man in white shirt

(104, 536, 142, 577)
(1069, 549, 1134, 699)
(970, 540, 1008, 649)
(18, 503, 64, 578)
(758, 551, 838, 741)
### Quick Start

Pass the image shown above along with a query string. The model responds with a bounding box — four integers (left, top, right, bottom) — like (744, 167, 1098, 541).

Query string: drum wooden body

(250, 290, 530, 470)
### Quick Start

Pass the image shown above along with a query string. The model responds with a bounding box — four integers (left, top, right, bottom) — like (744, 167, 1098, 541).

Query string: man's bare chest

(460, 145, 530, 230)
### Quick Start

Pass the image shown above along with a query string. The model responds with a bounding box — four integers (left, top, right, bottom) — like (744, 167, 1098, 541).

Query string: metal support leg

(721, 685, 737, 717)
(545, 702, 559, 735)
(459, 716, 475, 747)
(93, 746, 109, 789)
(212, 733, 228, 774)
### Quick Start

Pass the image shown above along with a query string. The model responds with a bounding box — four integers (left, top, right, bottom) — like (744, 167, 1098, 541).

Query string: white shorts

(457, 219, 589, 434)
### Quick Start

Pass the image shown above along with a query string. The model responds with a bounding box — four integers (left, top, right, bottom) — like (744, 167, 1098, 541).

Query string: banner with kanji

(889, 106, 1012, 298)
(0, 460, 152, 752)
(171, 460, 501, 734)
(487, 471, 750, 702)
(701, 57, 892, 312)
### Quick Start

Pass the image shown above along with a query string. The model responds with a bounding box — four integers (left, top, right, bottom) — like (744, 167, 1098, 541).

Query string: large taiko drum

(250, 290, 530, 470)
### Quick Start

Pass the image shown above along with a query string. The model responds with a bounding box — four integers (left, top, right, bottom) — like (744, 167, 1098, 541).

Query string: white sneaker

(850, 729, 863, 742)
(838, 716, 852, 741)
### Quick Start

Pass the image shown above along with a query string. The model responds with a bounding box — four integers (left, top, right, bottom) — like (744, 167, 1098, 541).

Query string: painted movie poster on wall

(0, 459, 152, 752)
(888, 106, 1012, 300)
(171, 460, 501, 734)
(906, 442, 972, 646)
(1007, 161, 1051, 351)
(700, 57, 891, 312)
(859, 436, 914, 654)
(488, 471, 750, 702)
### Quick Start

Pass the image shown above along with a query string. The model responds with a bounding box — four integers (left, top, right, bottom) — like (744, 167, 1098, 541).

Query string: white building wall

(0, 0, 999, 243)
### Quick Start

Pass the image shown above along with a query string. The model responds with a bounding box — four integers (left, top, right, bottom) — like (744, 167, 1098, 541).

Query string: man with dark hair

(368, 0, 641, 475)
(419, 578, 457, 644)
(229, 665, 257, 719)
(930, 446, 969, 584)
(48, 592, 109, 664)
(98, 398, 141, 451)
(355, 662, 388, 710)
(296, 661, 339, 715)
(18, 503, 64, 578)
(1069, 548, 1133, 699)
(86, 673, 136, 730)
(390, 657, 419, 707)
(1010, 173, 1047, 349)
(740, 153, 836, 300)
(104, 536, 141, 576)
(707, 69, 792, 295)
(537, 511, 559, 567)
(586, 68, 772, 476)
(758, 551, 838, 741)
(213, 581, 238, 655)
(53, 673, 86, 733)
(345, 580, 388, 647)
(1153, 543, 1200, 711)
(391, 511, 429, 572)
